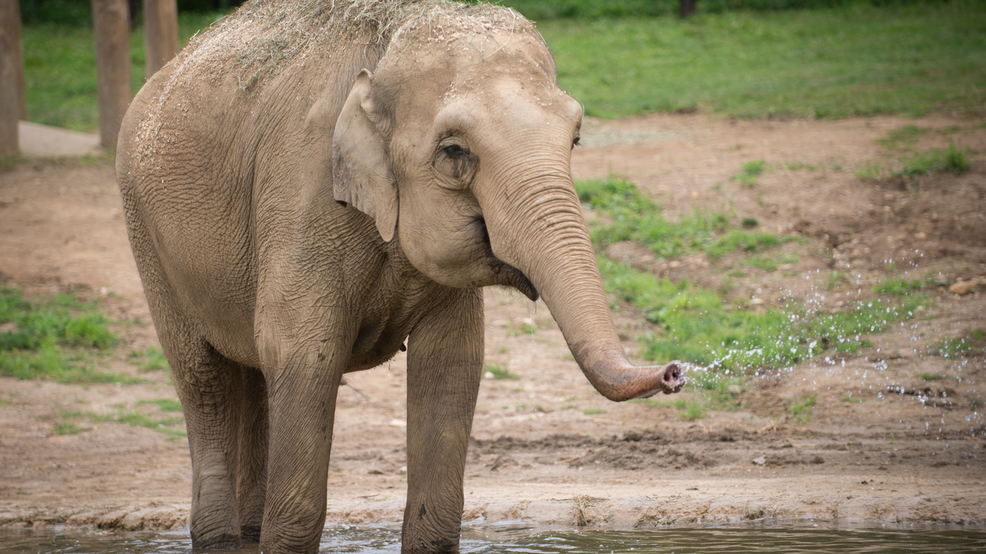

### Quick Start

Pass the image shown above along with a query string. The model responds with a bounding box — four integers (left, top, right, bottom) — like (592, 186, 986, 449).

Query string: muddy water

(2, 523, 986, 553)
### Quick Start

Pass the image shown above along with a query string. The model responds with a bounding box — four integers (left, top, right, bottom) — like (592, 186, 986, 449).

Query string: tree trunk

(0, 0, 25, 156)
(144, 0, 179, 78)
(680, 0, 697, 18)
(92, 0, 132, 149)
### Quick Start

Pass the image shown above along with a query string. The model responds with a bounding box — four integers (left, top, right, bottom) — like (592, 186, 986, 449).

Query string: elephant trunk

(483, 171, 684, 402)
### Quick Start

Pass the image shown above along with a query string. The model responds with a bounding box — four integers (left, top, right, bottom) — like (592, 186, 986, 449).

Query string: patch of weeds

(916, 372, 949, 382)
(927, 337, 974, 359)
(841, 394, 865, 403)
(582, 407, 606, 415)
(894, 144, 971, 178)
(826, 271, 849, 291)
(854, 162, 883, 180)
(825, 271, 849, 290)
(734, 160, 766, 188)
(62, 405, 186, 439)
(0, 286, 137, 384)
(706, 229, 790, 261)
(874, 276, 928, 296)
(128, 346, 169, 372)
(51, 420, 90, 436)
(747, 252, 799, 272)
(887, 430, 897, 445)
(879, 125, 928, 150)
(741, 217, 759, 228)
(506, 318, 541, 337)
(578, 177, 781, 261)
(138, 398, 183, 412)
(971, 397, 982, 409)
(785, 161, 806, 170)
(660, 397, 707, 421)
(599, 257, 925, 373)
(790, 394, 817, 424)
(484, 361, 519, 380)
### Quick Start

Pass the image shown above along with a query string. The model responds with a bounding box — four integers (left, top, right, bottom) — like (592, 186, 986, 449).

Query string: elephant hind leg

(162, 329, 246, 549)
(237, 365, 268, 542)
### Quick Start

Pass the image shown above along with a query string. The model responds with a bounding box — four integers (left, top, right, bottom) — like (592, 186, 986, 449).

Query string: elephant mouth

(477, 218, 539, 302)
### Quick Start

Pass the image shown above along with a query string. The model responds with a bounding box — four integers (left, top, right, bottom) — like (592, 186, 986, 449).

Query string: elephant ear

(332, 69, 398, 242)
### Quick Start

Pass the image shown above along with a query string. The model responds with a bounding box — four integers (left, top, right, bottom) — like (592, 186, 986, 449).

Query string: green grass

(62, 404, 186, 439)
(21, 3, 986, 130)
(893, 144, 972, 178)
(0, 286, 137, 384)
(484, 361, 520, 380)
(138, 398, 183, 412)
(874, 276, 928, 295)
(540, 2, 986, 118)
(577, 176, 793, 261)
(576, 177, 928, 373)
(632, 395, 711, 420)
(879, 124, 929, 150)
(734, 160, 766, 188)
(790, 394, 817, 424)
(128, 346, 169, 372)
(927, 336, 976, 359)
(916, 372, 948, 381)
(22, 12, 224, 131)
(51, 421, 90, 436)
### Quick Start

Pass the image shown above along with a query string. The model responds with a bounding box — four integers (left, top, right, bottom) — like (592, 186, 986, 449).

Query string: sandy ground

(0, 113, 984, 535)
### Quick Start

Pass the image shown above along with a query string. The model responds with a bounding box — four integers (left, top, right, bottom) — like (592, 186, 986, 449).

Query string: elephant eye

(572, 136, 581, 148)
(443, 144, 469, 158)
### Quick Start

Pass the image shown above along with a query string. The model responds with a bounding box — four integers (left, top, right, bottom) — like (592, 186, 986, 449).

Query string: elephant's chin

(491, 260, 538, 301)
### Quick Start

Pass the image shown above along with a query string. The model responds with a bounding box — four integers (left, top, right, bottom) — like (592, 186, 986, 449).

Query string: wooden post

(680, 0, 697, 18)
(92, 0, 131, 149)
(144, 0, 179, 78)
(1, 0, 25, 156)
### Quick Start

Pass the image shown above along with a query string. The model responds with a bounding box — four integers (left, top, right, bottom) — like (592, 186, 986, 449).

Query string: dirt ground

(0, 113, 984, 535)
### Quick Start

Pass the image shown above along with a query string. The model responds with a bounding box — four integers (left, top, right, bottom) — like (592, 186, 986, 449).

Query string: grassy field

(540, 1, 986, 118)
(22, 12, 222, 131)
(19, 1, 986, 130)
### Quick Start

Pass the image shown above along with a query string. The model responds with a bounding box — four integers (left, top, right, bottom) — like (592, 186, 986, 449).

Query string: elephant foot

(191, 532, 241, 550)
(241, 525, 262, 543)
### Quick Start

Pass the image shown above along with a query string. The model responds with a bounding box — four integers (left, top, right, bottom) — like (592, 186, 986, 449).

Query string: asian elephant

(115, 0, 683, 552)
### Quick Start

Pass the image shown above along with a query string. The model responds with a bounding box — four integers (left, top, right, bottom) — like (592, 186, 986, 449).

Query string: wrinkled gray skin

(116, 1, 682, 552)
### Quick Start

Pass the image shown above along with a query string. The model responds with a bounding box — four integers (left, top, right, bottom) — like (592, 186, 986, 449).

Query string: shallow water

(3, 522, 986, 553)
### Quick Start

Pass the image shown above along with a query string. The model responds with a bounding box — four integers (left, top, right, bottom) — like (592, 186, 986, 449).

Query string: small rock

(914, 232, 927, 240)
(878, 465, 888, 470)
(752, 456, 766, 466)
(750, 298, 764, 306)
(949, 279, 979, 295)
(483, 371, 495, 379)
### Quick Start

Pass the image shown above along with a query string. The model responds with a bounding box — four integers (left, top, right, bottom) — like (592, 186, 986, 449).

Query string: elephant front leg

(259, 341, 347, 554)
(402, 289, 485, 554)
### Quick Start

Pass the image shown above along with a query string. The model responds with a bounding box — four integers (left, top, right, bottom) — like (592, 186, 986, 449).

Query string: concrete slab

(18, 121, 103, 157)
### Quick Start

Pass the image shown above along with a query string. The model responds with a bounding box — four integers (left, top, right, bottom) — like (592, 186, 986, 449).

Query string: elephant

(115, 0, 683, 552)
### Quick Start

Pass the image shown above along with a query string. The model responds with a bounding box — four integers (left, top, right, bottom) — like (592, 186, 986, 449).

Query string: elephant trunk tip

(585, 354, 687, 402)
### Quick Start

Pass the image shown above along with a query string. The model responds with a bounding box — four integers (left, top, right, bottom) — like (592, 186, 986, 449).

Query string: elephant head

(332, 7, 682, 400)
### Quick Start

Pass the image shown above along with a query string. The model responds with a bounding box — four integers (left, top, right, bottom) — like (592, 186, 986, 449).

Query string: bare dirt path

(0, 114, 984, 533)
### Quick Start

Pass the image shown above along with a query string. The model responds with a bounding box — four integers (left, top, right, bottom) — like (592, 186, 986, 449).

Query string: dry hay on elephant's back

(174, 0, 537, 94)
